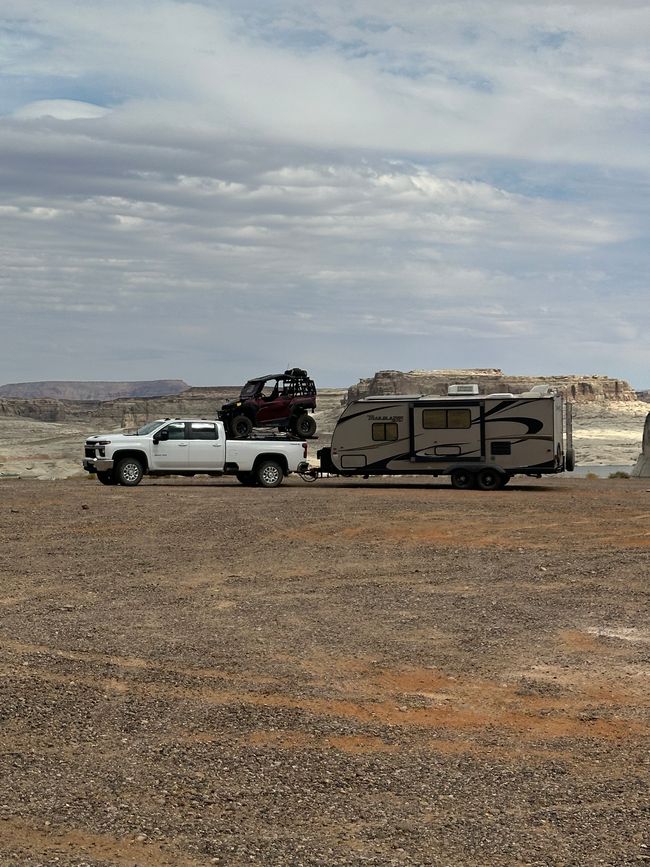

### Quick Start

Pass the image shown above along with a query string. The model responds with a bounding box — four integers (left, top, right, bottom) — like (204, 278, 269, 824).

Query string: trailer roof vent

(448, 383, 479, 396)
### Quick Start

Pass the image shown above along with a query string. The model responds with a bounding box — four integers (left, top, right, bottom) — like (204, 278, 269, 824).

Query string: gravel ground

(0, 476, 648, 866)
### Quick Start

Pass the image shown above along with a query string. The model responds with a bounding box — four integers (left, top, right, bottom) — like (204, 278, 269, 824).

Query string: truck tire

(96, 470, 116, 485)
(450, 468, 475, 489)
(115, 457, 144, 486)
(476, 467, 504, 491)
(236, 471, 257, 486)
(230, 414, 253, 438)
(292, 413, 317, 438)
(256, 459, 283, 488)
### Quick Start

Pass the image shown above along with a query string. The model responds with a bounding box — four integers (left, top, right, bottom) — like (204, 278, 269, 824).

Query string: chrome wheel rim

(122, 462, 140, 483)
(261, 465, 281, 485)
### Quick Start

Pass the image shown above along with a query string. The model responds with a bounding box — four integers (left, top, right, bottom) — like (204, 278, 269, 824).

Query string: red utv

(219, 368, 317, 438)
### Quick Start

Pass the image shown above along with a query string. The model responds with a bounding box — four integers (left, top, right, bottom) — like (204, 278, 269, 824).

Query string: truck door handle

(177, 443, 189, 447)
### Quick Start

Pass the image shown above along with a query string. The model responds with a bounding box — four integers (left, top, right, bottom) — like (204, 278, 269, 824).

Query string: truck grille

(85, 446, 96, 457)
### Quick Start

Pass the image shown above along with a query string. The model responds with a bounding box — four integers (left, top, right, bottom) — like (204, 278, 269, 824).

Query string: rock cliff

(0, 380, 189, 400)
(0, 387, 239, 429)
(346, 369, 637, 403)
(631, 412, 650, 478)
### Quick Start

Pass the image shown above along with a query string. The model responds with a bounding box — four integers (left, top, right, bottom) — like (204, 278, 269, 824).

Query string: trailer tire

(476, 467, 504, 491)
(565, 447, 576, 472)
(96, 470, 117, 485)
(236, 471, 257, 486)
(292, 413, 317, 438)
(230, 414, 253, 438)
(256, 460, 284, 488)
(115, 457, 144, 486)
(450, 468, 475, 490)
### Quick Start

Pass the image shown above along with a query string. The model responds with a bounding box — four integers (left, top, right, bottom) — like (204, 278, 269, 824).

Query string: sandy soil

(0, 475, 648, 865)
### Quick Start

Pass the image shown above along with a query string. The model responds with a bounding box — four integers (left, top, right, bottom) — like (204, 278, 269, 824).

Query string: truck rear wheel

(96, 470, 116, 485)
(230, 414, 253, 438)
(115, 457, 144, 486)
(450, 468, 475, 489)
(256, 460, 283, 488)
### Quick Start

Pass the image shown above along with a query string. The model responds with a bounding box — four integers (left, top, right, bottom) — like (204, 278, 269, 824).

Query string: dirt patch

(0, 476, 648, 865)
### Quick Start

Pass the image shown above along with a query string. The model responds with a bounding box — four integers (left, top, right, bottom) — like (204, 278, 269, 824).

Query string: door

(188, 422, 225, 470)
(411, 403, 482, 462)
(151, 421, 190, 469)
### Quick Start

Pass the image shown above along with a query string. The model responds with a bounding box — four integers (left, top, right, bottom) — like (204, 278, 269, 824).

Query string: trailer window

(422, 408, 471, 429)
(448, 409, 471, 429)
(372, 422, 398, 441)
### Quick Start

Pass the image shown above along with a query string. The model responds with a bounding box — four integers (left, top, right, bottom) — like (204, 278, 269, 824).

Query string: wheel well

(112, 449, 148, 472)
(252, 453, 289, 474)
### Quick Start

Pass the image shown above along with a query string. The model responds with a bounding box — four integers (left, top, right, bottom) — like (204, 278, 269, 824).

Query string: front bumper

(83, 458, 114, 473)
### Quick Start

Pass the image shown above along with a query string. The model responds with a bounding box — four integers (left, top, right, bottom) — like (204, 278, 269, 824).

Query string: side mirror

(154, 429, 169, 443)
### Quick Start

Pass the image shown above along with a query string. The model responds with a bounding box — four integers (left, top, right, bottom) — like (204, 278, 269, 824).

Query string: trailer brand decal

(368, 415, 404, 422)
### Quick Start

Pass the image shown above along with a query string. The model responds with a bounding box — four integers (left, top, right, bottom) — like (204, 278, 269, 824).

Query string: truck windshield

(133, 420, 164, 435)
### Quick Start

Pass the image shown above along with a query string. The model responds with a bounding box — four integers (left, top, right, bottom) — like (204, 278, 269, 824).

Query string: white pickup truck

(82, 418, 309, 487)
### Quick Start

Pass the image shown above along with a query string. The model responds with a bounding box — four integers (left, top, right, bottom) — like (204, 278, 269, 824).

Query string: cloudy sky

(1, 1, 649, 388)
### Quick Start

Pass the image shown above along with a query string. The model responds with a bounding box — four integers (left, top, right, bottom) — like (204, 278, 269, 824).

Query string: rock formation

(631, 413, 650, 478)
(346, 369, 637, 403)
(0, 387, 239, 429)
(0, 380, 189, 400)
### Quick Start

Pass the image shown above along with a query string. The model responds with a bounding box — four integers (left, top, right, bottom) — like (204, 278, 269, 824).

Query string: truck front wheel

(115, 457, 144, 486)
(256, 460, 283, 488)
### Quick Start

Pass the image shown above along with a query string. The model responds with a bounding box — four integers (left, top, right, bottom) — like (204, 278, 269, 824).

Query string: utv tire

(96, 471, 116, 486)
(450, 468, 475, 490)
(476, 467, 504, 491)
(115, 457, 144, 486)
(565, 447, 576, 472)
(256, 459, 284, 488)
(292, 413, 317, 438)
(230, 414, 253, 438)
(236, 471, 257, 486)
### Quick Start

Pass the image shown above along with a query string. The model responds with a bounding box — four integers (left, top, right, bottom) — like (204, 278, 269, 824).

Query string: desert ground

(0, 474, 648, 866)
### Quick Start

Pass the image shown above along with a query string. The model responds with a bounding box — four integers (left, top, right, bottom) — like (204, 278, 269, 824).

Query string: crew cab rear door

(188, 421, 225, 470)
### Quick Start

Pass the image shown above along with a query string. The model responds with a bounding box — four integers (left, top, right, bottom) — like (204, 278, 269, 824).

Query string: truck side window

(163, 422, 187, 440)
(190, 423, 218, 440)
(372, 422, 398, 441)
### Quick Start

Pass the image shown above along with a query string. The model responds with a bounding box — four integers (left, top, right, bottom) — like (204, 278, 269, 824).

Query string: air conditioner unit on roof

(448, 384, 479, 395)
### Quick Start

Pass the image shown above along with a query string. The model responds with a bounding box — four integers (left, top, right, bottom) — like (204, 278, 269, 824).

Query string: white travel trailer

(317, 385, 575, 490)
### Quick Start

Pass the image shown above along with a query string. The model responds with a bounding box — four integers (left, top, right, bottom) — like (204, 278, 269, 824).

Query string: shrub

(608, 471, 630, 479)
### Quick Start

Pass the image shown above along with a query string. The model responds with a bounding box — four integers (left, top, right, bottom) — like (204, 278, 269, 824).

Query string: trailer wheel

(292, 413, 317, 438)
(96, 470, 116, 485)
(256, 460, 284, 488)
(476, 467, 504, 491)
(236, 471, 257, 486)
(565, 447, 576, 472)
(230, 414, 253, 438)
(450, 468, 475, 489)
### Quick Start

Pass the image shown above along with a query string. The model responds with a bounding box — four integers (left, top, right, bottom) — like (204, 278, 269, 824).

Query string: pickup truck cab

(82, 418, 308, 487)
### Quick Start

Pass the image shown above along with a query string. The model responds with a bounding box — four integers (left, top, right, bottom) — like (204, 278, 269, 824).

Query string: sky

(1, 1, 649, 389)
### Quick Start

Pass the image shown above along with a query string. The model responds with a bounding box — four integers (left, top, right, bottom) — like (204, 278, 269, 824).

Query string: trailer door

(410, 402, 483, 462)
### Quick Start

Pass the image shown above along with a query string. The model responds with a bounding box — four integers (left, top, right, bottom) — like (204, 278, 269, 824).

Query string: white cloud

(0, 1, 648, 386)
